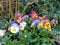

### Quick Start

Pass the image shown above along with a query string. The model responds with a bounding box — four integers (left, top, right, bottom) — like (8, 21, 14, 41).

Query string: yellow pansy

(44, 22, 51, 31)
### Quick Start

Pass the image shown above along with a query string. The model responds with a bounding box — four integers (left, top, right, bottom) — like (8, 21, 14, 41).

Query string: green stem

(14, 34, 15, 40)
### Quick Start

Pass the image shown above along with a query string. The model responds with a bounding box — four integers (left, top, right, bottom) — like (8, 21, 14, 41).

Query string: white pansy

(20, 23, 25, 30)
(10, 26, 20, 34)
(10, 22, 20, 34)
(20, 21, 27, 30)
(0, 30, 5, 37)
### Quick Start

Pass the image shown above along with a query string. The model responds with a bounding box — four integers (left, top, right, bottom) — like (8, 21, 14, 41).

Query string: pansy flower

(19, 16, 27, 30)
(15, 14, 27, 30)
(44, 21, 51, 30)
(0, 30, 5, 38)
(10, 22, 20, 34)
(20, 21, 27, 30)
(15, 13, 22, 23)
(15, 13, 26, 23)
(30, 11, 40, 27)
(39, 20, 51, 31)
(30, 11, 38, 20)
(15, 13, 22, 18)
(31, 19, 40, 27)
(15, 13, 27, 30)
(17, 17, 22, 23)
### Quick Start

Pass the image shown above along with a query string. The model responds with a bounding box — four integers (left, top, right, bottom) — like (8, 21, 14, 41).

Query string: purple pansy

(10, 22, 20, 34)
(32, 19, 40, 26)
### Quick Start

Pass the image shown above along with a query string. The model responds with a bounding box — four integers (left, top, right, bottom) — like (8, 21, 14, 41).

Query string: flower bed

(0, 0, 60, 45)
(0, 11, 59, 45)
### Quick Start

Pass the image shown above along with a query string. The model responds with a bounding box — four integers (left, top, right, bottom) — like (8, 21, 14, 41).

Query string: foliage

(0, 0, 60, 45)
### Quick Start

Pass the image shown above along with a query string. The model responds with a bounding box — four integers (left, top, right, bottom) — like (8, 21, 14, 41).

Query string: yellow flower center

(12, 28, 17, 32)
(44, 22, 51, 30)
(32, 14, 38, 19)
(44, 22, 50, 26)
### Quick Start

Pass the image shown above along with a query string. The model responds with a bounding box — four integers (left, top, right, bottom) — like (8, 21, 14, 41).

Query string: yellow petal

(40, 22, 43, 28)
(17, 17, 22, 23)
(12, 28, 17, 33)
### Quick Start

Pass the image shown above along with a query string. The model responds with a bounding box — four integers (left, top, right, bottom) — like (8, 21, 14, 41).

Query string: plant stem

(14, 34, 15, 40)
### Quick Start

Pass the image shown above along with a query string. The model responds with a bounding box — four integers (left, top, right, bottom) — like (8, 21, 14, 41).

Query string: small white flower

(20, 23, 25, 30)
(0, 30, 5, 37)
(31, 23, 35, 27)
(10, 22, 20, 34)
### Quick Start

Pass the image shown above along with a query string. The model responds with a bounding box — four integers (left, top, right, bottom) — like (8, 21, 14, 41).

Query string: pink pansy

(29, 11, 39, 20)
(42, 20, 50, 25)
(15, 13, 22, 19)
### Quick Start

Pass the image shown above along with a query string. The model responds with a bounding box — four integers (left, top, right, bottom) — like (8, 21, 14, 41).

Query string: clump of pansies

(0, 11, 53, 39)
(30, 11, 51, 31)
(10, 13, 27, 34)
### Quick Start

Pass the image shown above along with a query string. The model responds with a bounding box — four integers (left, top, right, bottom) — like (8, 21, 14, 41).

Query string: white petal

(22, 22, 27, 27)
(10, 26, 19, 33)
(0, 30, 5, 37)
(20, 23, 25, 30)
